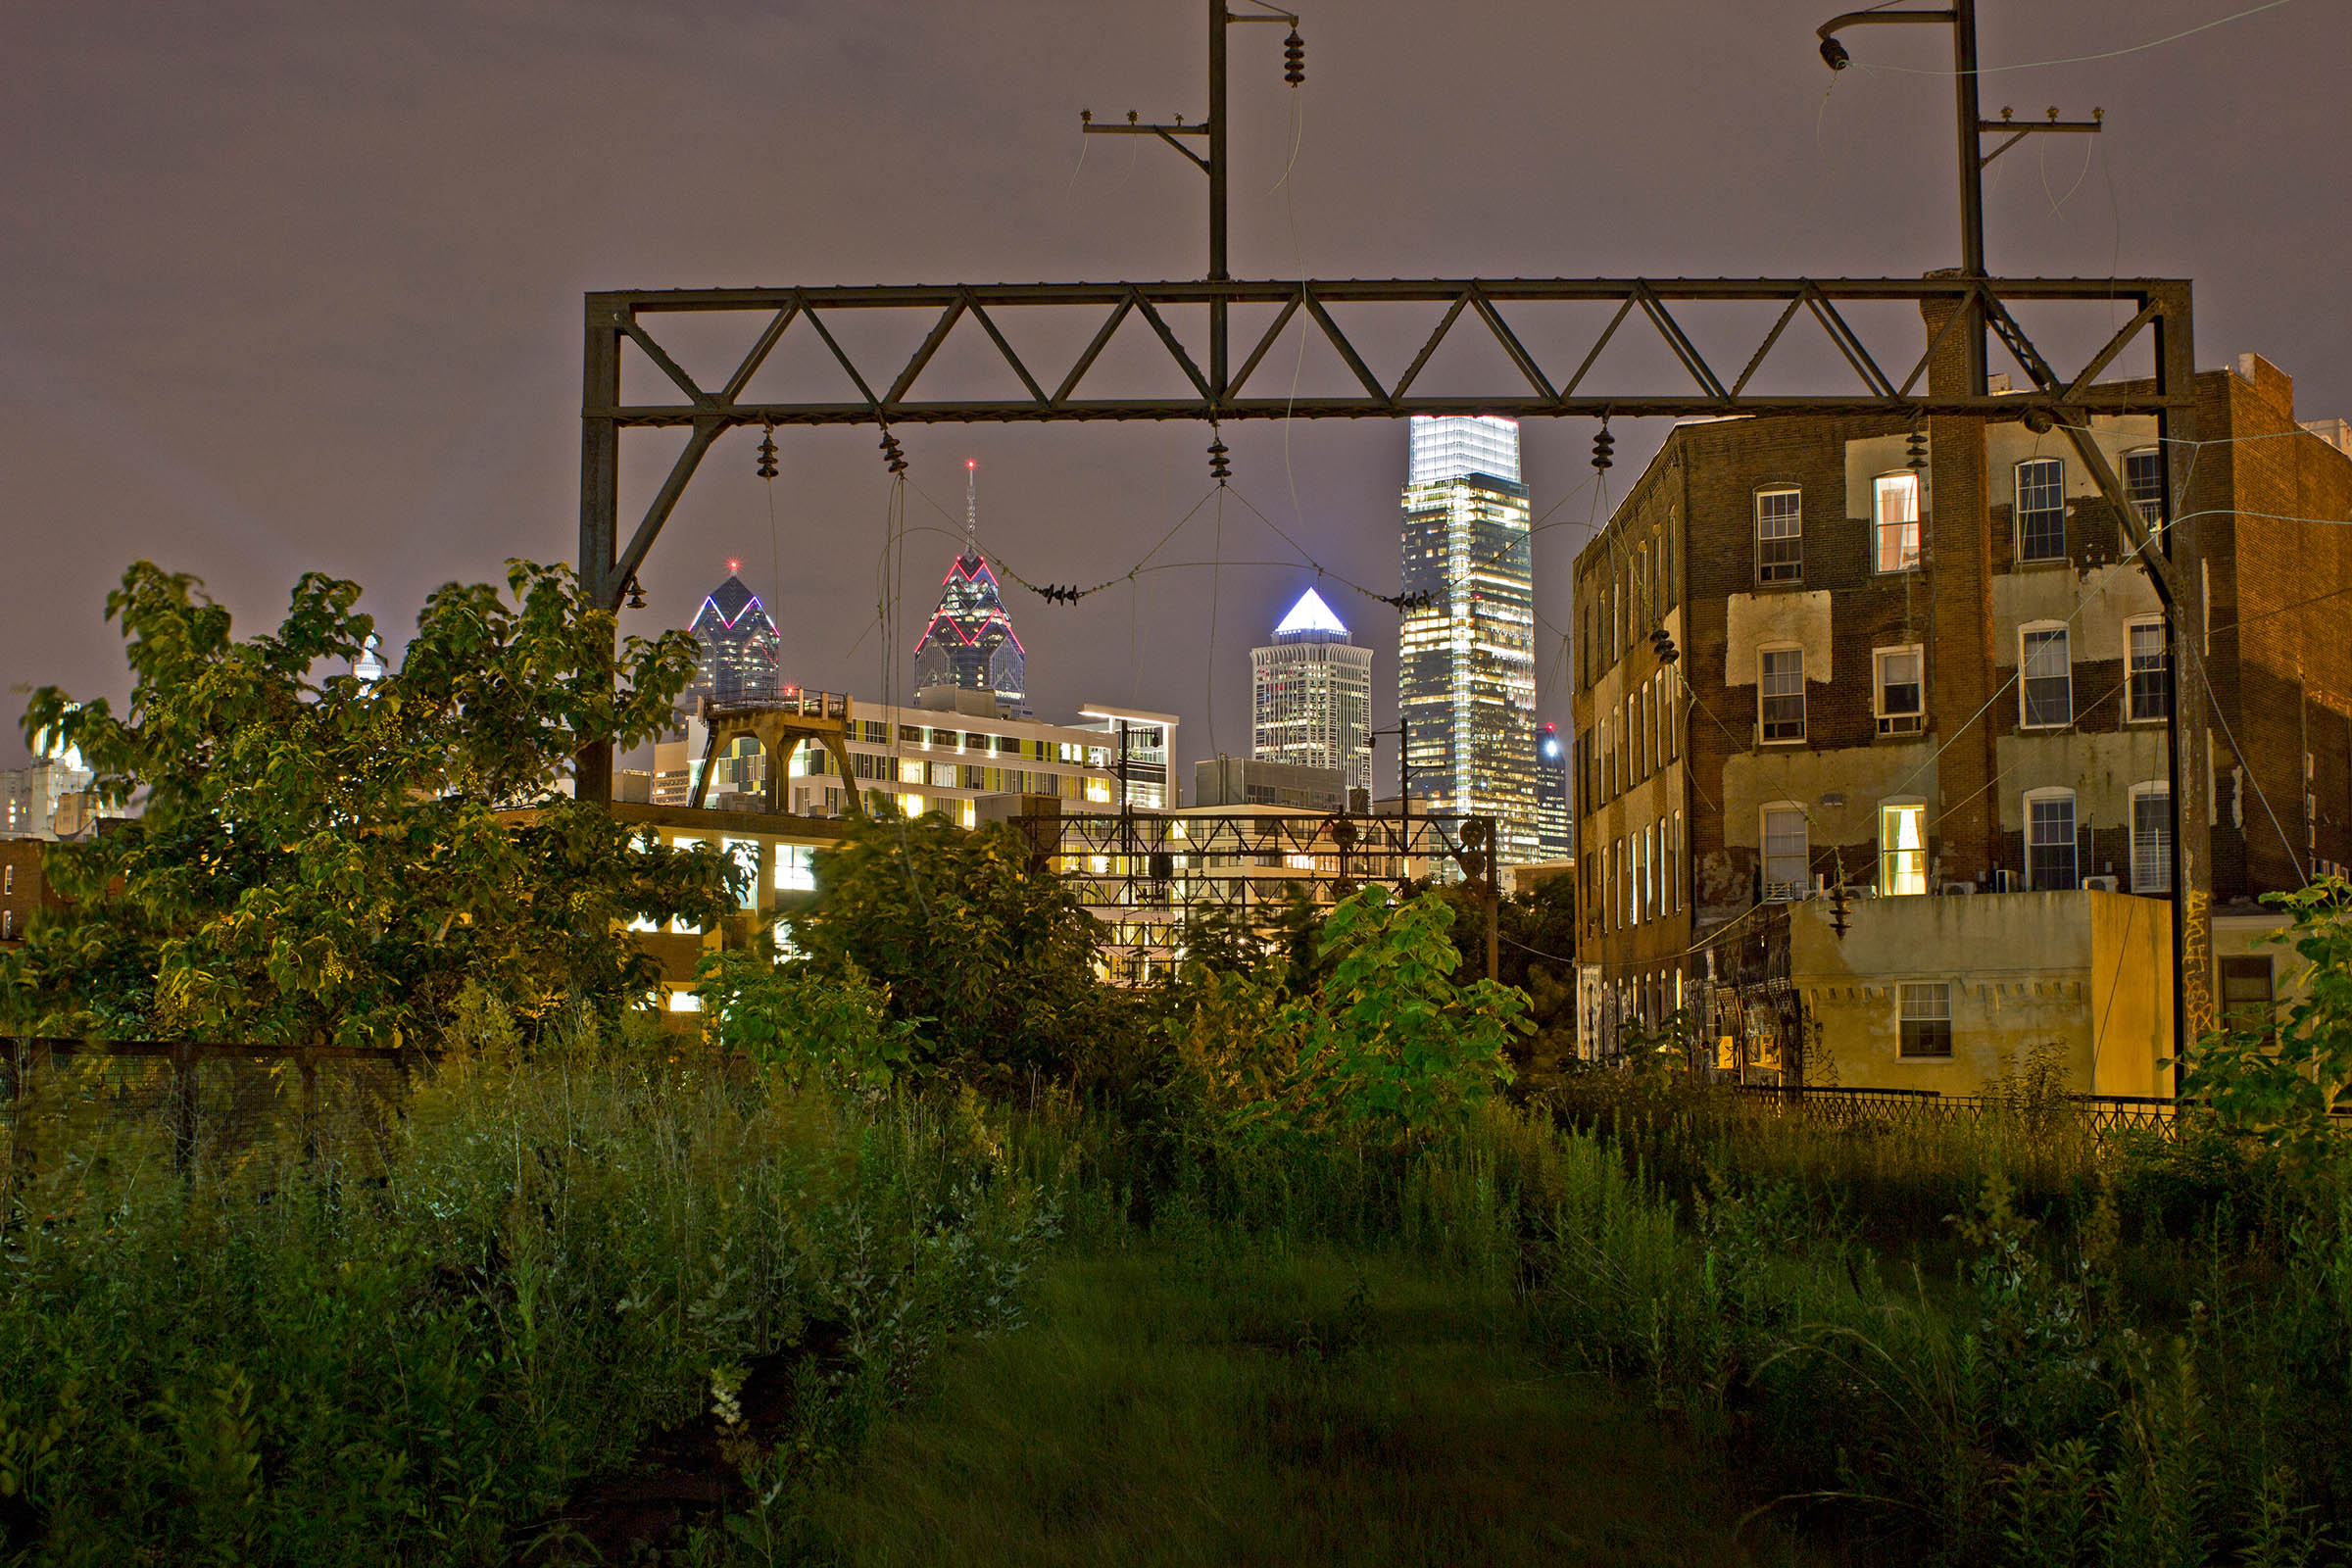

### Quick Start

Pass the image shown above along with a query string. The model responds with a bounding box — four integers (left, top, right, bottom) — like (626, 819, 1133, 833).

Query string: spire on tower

(964, 459, 978, 553)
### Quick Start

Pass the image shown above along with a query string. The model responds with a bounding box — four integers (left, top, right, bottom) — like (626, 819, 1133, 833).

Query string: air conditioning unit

(1994, 868, 2022, 892)
(2082, 875, 2120, 892)
(1940, 882, 1976, 896)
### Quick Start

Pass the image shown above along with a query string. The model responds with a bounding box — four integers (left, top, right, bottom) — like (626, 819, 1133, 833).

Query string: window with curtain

(2027, 792, 2078, 890)
(2021, 627, 2073, 727)
(1880, 803, 1928, 895)
(1875, 647, 1924, 735)
(2017, 458, 2067, 561)
(1874, 473, 1921, 571)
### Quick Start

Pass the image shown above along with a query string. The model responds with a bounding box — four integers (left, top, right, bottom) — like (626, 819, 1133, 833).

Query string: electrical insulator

(879, 430, 907, 474)
(757, 424, 779, 480)
(1906, 426, 1927, 472)
(1283, 29, 1304, 85)
(1592, 423, 1615, 471)
(623, 577, 647, 610)
(1208, 434, 1231, 482)
(1649, 627, 1680, 665)
(1829, 885, 1853, 940)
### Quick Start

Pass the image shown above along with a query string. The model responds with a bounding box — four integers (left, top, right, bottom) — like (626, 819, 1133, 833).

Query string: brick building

(1571, 350, 2352, 1077)
(0, 841, 64, 946)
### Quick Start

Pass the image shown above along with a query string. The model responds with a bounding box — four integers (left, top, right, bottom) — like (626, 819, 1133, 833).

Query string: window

(898, 758, 926, 785)
(1633, 829, 1646, 923)
(1763, 807, 1808, 899)
(1880, 803, 1928, 896)
(1755, 489, 1802, 583)
(2020, 626, 2073, 728)
(2132, 784, 2172, 893)
(2125, 448, 2166, 526)
(2026, 790, 2078, 890)
(1875, 646, 1924, 736)
(1897, 982, 1953, 1057)
(928, 761, 957, 789)
(1760, 648, 1805, 741)
(2220, 956, 2276, 1038)
(899, 723, 923, 743)
(2128, 619, 2169, 722)
(1671, 810, 1683, 911)
(2016, 458, 2066, 561)
(1874, 473, 1921, 572)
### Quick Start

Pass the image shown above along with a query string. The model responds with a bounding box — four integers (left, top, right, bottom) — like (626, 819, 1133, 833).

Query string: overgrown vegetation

(6, 565, 2351, 1565)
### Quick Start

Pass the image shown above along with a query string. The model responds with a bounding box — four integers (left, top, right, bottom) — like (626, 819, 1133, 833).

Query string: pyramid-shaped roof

(1274, 586, 1349, 640)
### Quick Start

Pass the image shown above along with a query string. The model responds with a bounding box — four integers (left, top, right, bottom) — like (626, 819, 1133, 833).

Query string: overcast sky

(6, 0, 2346, 774)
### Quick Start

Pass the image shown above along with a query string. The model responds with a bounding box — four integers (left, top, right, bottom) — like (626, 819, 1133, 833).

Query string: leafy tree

(1175, 885, 1531, 1150)
(2, 561, 738, 1047)
(692, 944, 917, 1096)
(786, 811, 1107, 1082)
(2177, 876, 2352, 1161)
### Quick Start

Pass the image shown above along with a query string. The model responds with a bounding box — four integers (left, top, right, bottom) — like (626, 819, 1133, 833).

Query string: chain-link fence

(2, 1041, 415, 1184)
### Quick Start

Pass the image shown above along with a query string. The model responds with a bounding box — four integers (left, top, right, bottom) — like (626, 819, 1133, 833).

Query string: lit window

(1874, 474, 1920, 572)
(929, 761, 957, 789)
(2021, 627, 2072, 728)
(2131, 784, 2172, 893)
(1760, 648, 1805, 742)
(898, 792, 925, 817)
(666, 990, 703, 1013)
(1755, 489, 1801, 583)
(2128, 620, 2169, 722)
(2017, 458, 2066, 562)
(1880, 803, 1928, 896)
(722, 838, 761, 911)
(1875, 647, 1924, 736)
(772, 845, 816, 893)
(1897, 982, 1952, 1057)
(1762, 807, 1808, 900)
(2125, 448, 2166, 527)
(2026, 791, 2078, 891)
(1085, 778, 1112, 804)
(899, 758, 925, 785)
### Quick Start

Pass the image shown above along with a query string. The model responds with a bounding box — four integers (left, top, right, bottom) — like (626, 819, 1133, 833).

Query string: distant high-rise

(1250, 587, 1373, 792)
(1537, 722, 1572, 861)
(682, 564, 782, 717)
(912, 464, 1026, 713)
(1398, 415, 1539, 863)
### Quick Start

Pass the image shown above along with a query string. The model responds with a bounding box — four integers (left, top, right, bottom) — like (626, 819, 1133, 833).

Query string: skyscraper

(1250, 587, 1373, 793)
(1398, 415, 1539, 863)
(1537, 721, 1572, 861)
(912, 463, 1026, 712)
(683, 564, 782, 714)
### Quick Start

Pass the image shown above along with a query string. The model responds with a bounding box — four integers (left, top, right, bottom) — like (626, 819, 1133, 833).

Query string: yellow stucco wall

(1790, 889, 2171, 1096)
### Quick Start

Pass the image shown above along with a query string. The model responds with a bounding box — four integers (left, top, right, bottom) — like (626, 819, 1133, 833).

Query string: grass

(801, 1238, 1819, 1568)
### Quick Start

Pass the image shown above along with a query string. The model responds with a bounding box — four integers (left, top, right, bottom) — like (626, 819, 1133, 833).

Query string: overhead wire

(1856, 0, 2299, 74)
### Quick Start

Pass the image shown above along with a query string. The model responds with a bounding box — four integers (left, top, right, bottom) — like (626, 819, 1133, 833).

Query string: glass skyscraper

(912, 464, 1026, 712)
(1537, 721, 1572, 861)
(1398, 415, 1539, 863)
(1250, 587, 1373, 793)
(684, 567, 782, 715)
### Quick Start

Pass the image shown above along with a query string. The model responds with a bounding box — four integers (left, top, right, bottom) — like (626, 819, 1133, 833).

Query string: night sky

(7, 1, 2346, 773)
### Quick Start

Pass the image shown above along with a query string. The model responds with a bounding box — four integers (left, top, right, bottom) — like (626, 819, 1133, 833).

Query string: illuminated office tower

(1251, 587, 1373, 793)
(1397, 415, 1539, 863)
(684, 564, 782, 713)
(1537, 721, 1572, 860)
(912, 462, 1027, 713)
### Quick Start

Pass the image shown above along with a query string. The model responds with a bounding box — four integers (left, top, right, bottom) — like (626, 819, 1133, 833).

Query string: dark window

(899, 724, 923, 743)
(2220, 956, 2276, 1040)
(2132, 787, 2172, 893)
(1756, 490, 1802, 583)
(2022, 628, 2073, 727)
(1898, 982, 1953, 1057)
(2017, 459, 2067, 561)
(2028, 794, 2078, 890)
(1760, 649, 1805, 741)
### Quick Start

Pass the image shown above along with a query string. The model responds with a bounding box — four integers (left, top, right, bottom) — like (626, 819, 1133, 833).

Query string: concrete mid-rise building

(1570, 347, 2352, 1086)
(1400, 416, 1540, 866)
(1195, 756, 1350, 813)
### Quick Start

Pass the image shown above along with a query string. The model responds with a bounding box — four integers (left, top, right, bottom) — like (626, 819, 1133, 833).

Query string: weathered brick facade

(1571, 351, 2352, 1054)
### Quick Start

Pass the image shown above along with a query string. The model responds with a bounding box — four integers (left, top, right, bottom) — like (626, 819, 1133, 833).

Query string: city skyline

(5, 5, 2343, 776)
